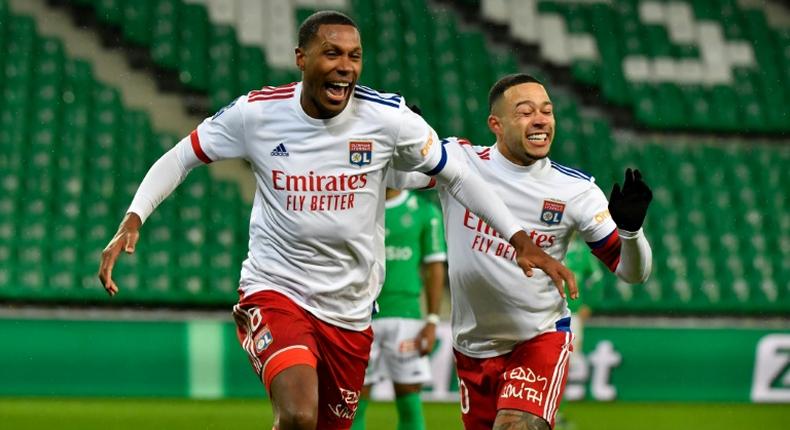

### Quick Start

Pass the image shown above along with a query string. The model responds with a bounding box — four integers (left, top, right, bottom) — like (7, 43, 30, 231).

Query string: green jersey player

(564, 235, 604, 316)
(352, 188, 447, 430)
(558, 235, 605, 429)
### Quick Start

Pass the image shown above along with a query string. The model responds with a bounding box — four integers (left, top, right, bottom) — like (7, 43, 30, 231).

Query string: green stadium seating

(0, 6, 250, 306)
(208, 25, 239, 112)
(178, 3, 209, 91)
(95, 0, 123, 26)
(477, 0, 790, 133)
(59, 0, 301, 112)
(1, 0, 787, 316)
(121, 0, 153, 46)
(150, 0, 181, 70)
(237, 44, 268, 94)
(0, 0, 7, 89)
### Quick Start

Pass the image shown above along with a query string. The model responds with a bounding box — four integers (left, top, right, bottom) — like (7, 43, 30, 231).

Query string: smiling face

(488, 82, 555, 166)
(295, 23, 362, 119)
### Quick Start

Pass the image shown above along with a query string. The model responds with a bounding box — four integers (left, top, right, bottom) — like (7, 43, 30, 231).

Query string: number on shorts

(459, 378, 470, 414)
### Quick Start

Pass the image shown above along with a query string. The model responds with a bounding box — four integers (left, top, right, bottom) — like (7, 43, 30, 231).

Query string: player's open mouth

(527, 132, 549, 143)
(325, 82, 350, 103)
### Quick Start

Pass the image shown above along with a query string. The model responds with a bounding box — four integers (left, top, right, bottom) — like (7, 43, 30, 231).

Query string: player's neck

(495, 141, 539, 167)
(299, 89, 344, 120)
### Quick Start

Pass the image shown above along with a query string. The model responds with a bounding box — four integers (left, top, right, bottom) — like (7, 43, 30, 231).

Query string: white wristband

(426, 313, 440, 325)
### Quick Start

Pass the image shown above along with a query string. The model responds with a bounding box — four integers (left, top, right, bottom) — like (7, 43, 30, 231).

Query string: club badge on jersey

(541, 199, 566, 225)
(349, 141, 373, 166)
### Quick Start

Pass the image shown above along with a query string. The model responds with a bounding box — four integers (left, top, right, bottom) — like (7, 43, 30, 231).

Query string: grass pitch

(0, 398, 787, 429)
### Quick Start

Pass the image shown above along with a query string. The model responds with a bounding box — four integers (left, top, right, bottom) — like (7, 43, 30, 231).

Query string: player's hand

(609, 168, 653, 232)
(98, 212, 142, 297)
(510, 231, 578, 299)
(416, 323, 437, 356)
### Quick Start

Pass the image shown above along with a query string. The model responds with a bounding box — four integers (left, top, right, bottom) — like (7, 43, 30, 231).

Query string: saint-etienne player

(352, 186, 446, 430)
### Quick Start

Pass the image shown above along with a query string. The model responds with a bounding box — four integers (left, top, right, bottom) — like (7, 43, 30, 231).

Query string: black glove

(608, 168, 652, 232)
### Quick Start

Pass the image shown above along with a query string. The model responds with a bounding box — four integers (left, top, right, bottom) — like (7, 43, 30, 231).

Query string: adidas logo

(270, 142, 289, 157)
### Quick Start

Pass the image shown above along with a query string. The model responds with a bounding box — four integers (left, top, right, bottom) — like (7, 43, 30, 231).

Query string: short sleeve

(571, 183, 618, 243)
(190, 95, 247, 163)
(391, 105, 446, 174)
(421, 201, 447, 263)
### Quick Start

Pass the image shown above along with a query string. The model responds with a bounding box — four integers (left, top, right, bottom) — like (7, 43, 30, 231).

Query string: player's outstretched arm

(98, 212, 141, 296)
(433, 151, 577, 298)
(97, 138, 201, 296)
(609, 168, 653, 283)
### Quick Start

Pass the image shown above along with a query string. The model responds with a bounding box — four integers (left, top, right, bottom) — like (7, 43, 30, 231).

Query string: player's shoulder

(545, 159, 606, 204)
(353, 85, 404, 112)
(207, 83, 297, 125)
(547, 159, 594, 185)
(243, 82, 299, 107)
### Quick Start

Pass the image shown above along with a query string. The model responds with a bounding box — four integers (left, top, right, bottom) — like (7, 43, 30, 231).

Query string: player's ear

(488, 114, 502, 136)
(295, 47, 306, 71)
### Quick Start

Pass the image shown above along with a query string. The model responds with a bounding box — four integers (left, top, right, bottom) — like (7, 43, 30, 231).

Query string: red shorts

(233, 290, 373, 430)
(454, 331, 573, 429)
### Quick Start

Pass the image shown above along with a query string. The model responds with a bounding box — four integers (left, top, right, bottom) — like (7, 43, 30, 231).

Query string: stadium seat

(178, 3, 209, 91)
(151, 0, 181, 70)
(121, 0, 153, 47)
(237, 45, 268, 93)
(95, 0, 123, 26)
(208, 24, 239, 112)
(0, 0, 8, 87)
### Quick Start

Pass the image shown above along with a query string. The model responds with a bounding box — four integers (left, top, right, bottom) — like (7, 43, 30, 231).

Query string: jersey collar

(291, 82, 355, 127)
(385, 190, 410, 208)
(491, 144, 552, 179)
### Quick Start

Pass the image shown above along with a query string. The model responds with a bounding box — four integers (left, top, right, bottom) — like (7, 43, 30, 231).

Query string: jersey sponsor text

(272, 170, 368, 192)
(273, 170, 367, 212)
(464, 208, 556, 261)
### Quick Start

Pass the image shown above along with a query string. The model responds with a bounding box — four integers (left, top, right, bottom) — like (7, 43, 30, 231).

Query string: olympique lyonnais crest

(540, 200, 566, 225)
(254, 325, 273, 353)
(349, 141, 373, 167)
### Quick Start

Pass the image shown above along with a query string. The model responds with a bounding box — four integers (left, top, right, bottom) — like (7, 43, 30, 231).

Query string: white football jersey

(191, 82, 445, 330)
(435, 138, 617, 358)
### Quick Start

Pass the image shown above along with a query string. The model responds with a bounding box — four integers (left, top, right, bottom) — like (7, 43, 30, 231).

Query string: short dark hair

(297, 10, 358, 49)
(488, 74, 543, 112)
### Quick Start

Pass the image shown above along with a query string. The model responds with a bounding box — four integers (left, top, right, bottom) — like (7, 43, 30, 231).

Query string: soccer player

(390, 73, 653, 429)
(352, 188, 446, 430)
(97, 13, 576, 430)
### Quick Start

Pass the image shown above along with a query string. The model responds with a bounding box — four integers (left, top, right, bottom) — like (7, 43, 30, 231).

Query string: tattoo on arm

(492, 410, 551, 430)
